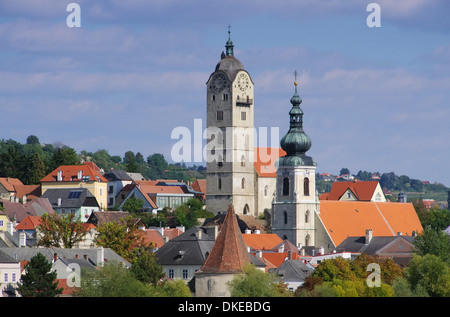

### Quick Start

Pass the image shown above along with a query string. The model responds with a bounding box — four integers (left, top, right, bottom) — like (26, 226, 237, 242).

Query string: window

(282, 177, 289, 196)
(182, 269, 189, 279)
(168, 269, 174, 279)
(264, 185, 268, 196)
(218, 178, 222, 190)
(12, 273, 16, 282)
(212, 94, 215, 101)
(216, 110, 223, 121)
(0, 220, 3, 227)
(283, 211, 288, 225)
(304, 177, 310, 196)
(241, 178, 245, 189)
(241, 155, 245, 167)
(109, 186, 114, 194)
(223, 94, 228, 101)
(4, 273, 7, 282)
(241, 111, 246, 121)
(305, 210, 310, 223)
(68, 191, 82, 199)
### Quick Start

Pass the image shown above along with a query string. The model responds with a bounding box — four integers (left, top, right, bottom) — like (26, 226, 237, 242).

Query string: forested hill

(0, 136, 205, 185)
(0, 136, 447, 204)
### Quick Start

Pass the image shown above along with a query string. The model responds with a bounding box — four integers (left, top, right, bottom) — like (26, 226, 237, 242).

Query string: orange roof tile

(242, 233, 283, 250)
(0, 177, 24, 192)
(15, 216, 41, 230)
(142, 229, 165, 248)
(319, 201, 423, 246)
(41, 165, 108, 183)
(197, 204, 251, 274)
(254, 147, 286, 177)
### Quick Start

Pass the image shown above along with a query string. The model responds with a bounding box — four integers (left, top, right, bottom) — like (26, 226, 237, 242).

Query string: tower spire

(278, 73, 316, 166)
(225, 25, 234, 56)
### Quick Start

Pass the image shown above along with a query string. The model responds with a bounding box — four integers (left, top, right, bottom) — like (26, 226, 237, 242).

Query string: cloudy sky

(1, 0, 449, 186)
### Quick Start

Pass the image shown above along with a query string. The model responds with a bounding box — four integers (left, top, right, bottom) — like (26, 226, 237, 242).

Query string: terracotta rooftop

(319, 201, 423, 247)
(197, 204, 251, 274)
(242, 233, 283, 250)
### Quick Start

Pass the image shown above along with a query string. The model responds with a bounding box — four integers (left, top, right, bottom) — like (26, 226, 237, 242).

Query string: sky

(0, 0, 449, 186)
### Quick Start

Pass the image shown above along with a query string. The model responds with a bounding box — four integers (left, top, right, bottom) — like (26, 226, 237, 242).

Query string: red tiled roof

(142, 229, 164, 248)
(254, 147, 286, 177)
(0, 177, 23, 192)
(197, 204, 251, 274)
(323, 181, 380, 201)
(15, 216, 41, 230)
(41, 165, 108, 183)
(319, 201, 423, 247)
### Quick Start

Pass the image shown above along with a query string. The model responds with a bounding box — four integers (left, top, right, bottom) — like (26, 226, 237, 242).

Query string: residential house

(334, 229, 418, 266)
(86, 211, 142, 228)
(269, 259, 314, 291)
(191, 179, 206, 202)
(155, 226, 215, 282)
(40, 164, 108, 210)
(0, 197, 54, 223)
(320, 180, 386, 202)
(102, 169, 134, 210)
(0, 250, 21, 297)
(141, 226, 185, 250)
(0, 210, 10, 233)
(41, 188, 100, 222)
(120, 180, 204, 213)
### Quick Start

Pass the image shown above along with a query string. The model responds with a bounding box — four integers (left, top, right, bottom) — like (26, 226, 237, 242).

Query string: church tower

(271, 80, 319, 248)
(205, 30, 255, 216)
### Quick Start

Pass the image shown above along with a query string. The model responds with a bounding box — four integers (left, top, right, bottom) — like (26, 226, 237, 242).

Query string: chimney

(57, 197, 62, 207)
(57, 170, 63, 181)
(97, 247, 104, 267)
(7, 222, 14, 236)
(318, 246, 324, 255)
(53, 253, 58, 263)
(195, 229, 202, 240)
(254, 229, 260, 234)
(365, 229, 373, 244)
(19, 232, 26, 247)
(397, 232, 402, 236)
(22, 195, 27, 205)
(245, 229, 251, 234)
(256, 250, 262, 258)
(84, 254, 89, 261)
(77, 170, 83, 180)
(278, 243, 284, 253)
(412, 230, 417, 237)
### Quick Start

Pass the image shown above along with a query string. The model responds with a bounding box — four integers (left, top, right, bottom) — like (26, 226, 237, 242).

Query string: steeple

(278, 76, 316, 167)
(197, 204, 251, 274)
(225, 25, 234, 56)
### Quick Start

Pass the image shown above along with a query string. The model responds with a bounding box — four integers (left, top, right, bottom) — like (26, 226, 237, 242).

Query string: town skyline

(0, 1, 449, 186)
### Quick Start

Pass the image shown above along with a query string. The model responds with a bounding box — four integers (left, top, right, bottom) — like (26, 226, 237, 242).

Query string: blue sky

(0, 0, 449, 186)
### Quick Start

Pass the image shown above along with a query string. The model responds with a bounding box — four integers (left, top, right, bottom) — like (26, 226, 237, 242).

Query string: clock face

(211, 73, 227, 92)
(237, 73, 249, 91)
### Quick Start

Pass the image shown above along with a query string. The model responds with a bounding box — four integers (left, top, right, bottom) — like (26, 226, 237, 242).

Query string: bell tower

(205, 30, 255, 216)
(271, 79, 319, 248)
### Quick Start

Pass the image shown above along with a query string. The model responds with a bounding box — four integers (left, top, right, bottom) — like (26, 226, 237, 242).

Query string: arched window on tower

(283, 211, 288, 224)
(305, 234, 310, 247)
(282, 177, 289, 196)
(241, 178, 245, 189)
(218, 178, 222, 190)
(241, 155, 245, 167)
(303, 177, 310, 196)
(264, 185, 268, 196)
(305, 210, 310, 223)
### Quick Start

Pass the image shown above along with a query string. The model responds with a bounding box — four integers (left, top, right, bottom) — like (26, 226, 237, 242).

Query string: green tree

(404, 254, 450, 297)
(28, 152, 46, 185)
(49, 146, 78, 171)
(95, 215, 148, 262)
(37, 213, 88, 248)
(413, 226, 450, 264)
(17, 253, 63, 297)
(130, 252, 165, 286)
(78, 261, 151, 297)
(147, 279, 193, 297)
(122, 195, 145, 213)
(227, 263, 284, 297)
(26, 135, 40, 145)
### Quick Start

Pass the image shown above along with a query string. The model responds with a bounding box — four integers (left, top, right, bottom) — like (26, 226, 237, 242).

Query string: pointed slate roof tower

(198, 204, 251, 274)
(195, 203, 251, 296)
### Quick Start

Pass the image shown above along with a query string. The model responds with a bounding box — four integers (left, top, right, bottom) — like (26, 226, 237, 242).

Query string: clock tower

(271, 80, 319, 248)
(205, 30, 255, 216)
